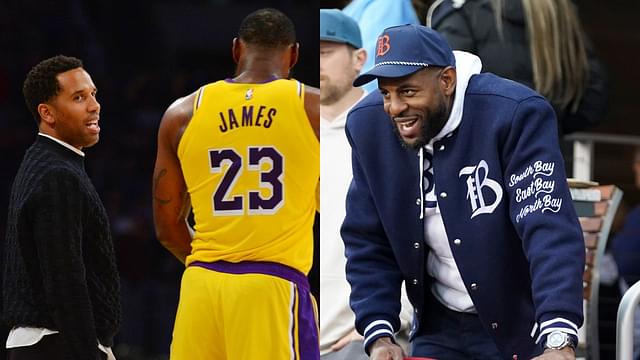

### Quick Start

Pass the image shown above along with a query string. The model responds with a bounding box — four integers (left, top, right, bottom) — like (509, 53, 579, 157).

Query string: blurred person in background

(319, 9, 413, 360)
(427, 0, 608, 136)
(153, 8, 320, 360)
(612, 146, 640, 360)
(3, 55, 120, 360)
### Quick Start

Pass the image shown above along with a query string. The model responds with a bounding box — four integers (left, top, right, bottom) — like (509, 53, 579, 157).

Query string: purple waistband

(189, 260, 309, 292)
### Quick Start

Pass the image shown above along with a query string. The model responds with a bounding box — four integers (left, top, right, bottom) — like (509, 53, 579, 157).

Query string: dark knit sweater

(2, 135, 120, 359)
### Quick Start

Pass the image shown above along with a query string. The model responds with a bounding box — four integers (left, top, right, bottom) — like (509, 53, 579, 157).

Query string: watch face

(547, 332, 567, 348)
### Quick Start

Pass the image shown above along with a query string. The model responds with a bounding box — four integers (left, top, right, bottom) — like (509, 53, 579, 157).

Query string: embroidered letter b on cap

(376, 35, 391, 56)
(353, 24, 456, 87)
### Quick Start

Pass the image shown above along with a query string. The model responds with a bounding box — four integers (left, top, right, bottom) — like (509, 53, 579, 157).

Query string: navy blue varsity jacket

(342, 73, 584, 359)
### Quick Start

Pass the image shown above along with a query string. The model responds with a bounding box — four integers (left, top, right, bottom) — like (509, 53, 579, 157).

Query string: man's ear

(288, 42, 299, 69)
(38, 103, 55, 126)
(440, 66, 457, 97)
(232, 37, 241, 64)
(353, 48, 367, 73)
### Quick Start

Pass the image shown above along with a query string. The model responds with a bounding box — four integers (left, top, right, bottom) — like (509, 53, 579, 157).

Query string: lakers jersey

(178, 79, 319, 274)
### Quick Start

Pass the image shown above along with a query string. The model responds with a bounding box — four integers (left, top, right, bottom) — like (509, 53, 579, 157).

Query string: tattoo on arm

(153, 168, 171, 205)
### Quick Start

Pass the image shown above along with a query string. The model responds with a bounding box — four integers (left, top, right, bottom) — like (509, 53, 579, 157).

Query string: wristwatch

(544, 330, 576, 350)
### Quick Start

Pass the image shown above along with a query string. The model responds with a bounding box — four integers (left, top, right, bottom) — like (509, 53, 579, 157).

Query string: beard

(320, 78, 352, 106)
(391, 96, 449, 151)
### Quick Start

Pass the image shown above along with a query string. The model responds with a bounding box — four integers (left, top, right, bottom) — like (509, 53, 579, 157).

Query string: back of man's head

(22, 55, 83, 124)
(238, 8, 296, 48)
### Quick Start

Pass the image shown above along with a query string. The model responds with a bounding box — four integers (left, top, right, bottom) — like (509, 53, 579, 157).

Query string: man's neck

(232, 69, 282, 84)
(321, 87, 365, 123)
(37, 133, 85, 157)
(233, 55, 287, 83)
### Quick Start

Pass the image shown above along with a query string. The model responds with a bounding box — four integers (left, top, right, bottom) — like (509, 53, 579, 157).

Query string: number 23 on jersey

(208, 146, 284, 216)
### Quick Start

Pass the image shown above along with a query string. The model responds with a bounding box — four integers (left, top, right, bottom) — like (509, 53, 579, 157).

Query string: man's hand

(331, 329, 364, 351)
(369, 336, 405, 360)
(531, 347, 575, 360)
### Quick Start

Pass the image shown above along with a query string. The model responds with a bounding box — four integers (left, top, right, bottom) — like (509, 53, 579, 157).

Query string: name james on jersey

(218, 105, 277, 132)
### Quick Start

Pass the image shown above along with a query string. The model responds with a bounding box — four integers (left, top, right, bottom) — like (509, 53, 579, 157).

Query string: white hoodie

(421, 51, 483, 313)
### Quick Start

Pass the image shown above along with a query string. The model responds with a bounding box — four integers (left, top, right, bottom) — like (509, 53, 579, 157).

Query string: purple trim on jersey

(297, 288, 319, 360)
(190, 260, 309, 291)
(224, 76, 280, 84)
(290, 289, 299, 360)
(190, 261, 319, 359)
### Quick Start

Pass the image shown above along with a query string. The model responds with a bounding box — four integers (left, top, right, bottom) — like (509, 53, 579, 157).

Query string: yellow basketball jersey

(178, 79, 319, 274)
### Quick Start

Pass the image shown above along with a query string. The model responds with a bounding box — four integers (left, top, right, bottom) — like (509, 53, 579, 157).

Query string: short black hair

(22, 55, 83, 124)
(238, 8, 296, 47)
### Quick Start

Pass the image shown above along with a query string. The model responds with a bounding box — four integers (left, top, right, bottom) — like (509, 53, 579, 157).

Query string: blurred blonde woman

(428, 0, 608, 135)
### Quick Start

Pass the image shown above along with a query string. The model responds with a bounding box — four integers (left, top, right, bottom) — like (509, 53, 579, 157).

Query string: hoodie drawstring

(419, 148, 425, 219)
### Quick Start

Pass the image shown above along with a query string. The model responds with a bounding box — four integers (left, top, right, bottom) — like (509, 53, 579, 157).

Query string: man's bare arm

(152, 92, 197, 263)
(304, 85, 320, 141)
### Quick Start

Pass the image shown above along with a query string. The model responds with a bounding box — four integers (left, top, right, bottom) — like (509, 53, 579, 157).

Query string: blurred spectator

(342, 0, 420, 94)
(428, 0, 608, 136)
(411, 0, 437, 22)
(613, 146, 640, 287)
(612, 146, 640, 360)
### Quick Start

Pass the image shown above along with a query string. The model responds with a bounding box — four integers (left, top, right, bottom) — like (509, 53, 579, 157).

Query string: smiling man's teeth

(401, 119, 417, 129)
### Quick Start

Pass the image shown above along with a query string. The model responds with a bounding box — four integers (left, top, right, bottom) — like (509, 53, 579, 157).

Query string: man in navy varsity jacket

(341, 24, 584, 360)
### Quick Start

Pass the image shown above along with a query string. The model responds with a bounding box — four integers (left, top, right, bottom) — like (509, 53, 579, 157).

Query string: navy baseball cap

(320, 9, 362, 49)
(353, 24, 455, 87)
